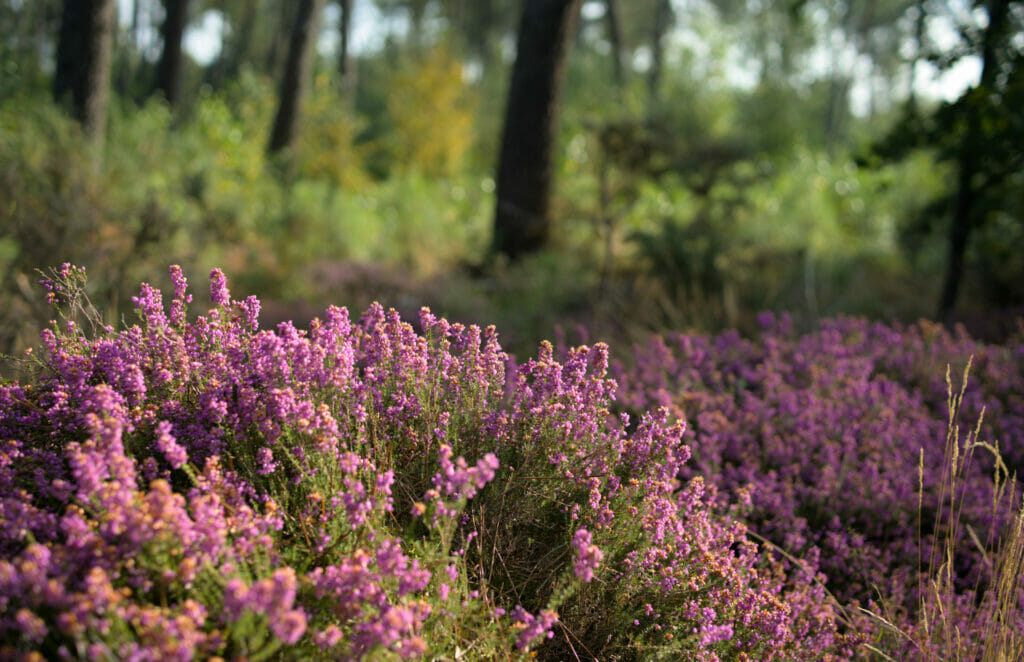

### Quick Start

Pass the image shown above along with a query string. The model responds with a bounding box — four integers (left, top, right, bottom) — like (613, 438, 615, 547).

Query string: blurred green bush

(0, 76, 492, 359)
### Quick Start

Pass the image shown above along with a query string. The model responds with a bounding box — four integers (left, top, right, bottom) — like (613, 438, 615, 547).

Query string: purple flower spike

(572, 528, 602, 582)
(169, 264, 192, 325)
(209, 268, 231, 306)
(510, 606, 559, 650)
(155, 420, 187, 469)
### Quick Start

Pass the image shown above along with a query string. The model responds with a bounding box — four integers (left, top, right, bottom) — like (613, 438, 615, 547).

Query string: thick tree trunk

(492, 0, 583, 259)
(938, 0, 1010, 319)
(155, 0, 190, 108)
(53, 0, 116, 142)
(268, 0, 325, 155)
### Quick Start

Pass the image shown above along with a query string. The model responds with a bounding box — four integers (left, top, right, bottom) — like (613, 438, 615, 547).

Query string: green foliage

(0, 95, 202, 351)
(297, 72, 370, 188)
(555, 117, 954, 332)
(0, 75, 492, 358)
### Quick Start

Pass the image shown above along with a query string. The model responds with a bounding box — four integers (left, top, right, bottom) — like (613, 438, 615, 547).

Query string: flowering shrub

(0, 266, 851, 660)
(614, 311, 1024, 658)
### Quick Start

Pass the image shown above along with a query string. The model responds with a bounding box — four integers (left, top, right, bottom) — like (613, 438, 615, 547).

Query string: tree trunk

(338, 0, 354, 78)
(938, 0, 1010, 319)
(266, 0, 297, 77)
(408, 0, 429, 51)
(268, 0, 325, 155)
(492, 0, 583, 259)
(907, 0, 926, 108)
(53, 0, 116, 142)
(116, 0, 141, 96)
(604, 0, 625, 90)
(155, 0, 190, 108)
(648, 0, 672, 103)
(471, 0, 496, 67)
(940, 163, 975, 319)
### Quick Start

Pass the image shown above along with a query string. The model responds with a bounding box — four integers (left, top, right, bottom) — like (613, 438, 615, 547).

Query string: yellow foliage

(386, 46, 478, 177)
(298, 73, 370, 189)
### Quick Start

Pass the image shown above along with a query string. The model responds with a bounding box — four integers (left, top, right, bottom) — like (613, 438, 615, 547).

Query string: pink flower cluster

(510, 605, 559, 649)
(222, 568, 307, 644)
(423, 444, 500, 525)
(571, 528, 602, 582)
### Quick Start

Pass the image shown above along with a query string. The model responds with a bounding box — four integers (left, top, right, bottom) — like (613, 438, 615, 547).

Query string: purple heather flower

(15, 265, 1006, 661)
(256, 446, 278, 475)
(572, 528, 603, 582)
(168, 264, 192, 325)
(314, 624, 343, 650)
(511, 606, 558, 650)
(700, 622, 735, 646)
(155, 420, 187, 469)
(209, 268, 230, 306)
(222, 578, 249, 620)
(15, 608, 47, 643)
(270, 608, 307, 645)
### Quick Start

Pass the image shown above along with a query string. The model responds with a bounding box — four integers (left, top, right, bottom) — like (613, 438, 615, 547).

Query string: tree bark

(492, 0, 583, 259)
(408, 0, 429, 51)
(648, 0, 672, 103)
(907, 0, 927, 107)
(116, 0, 141, 96)
(938, 0, 1010, 319)
(53, 0, 116, 142)
(604, 0, 625, 89)
(155, 0, 190, 108)
(266, 0, 298, 77)
(470, 0, 496, 66)
(338, 0, 354, 78)
(268, 0, 325, 155)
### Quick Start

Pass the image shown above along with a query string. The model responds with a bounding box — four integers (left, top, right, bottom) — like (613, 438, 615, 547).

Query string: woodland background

(1, 0, 1023, 358)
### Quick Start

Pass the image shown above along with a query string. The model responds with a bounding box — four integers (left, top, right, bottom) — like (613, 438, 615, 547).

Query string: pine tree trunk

(604, 0, 625, 89)
(54, 0, 116, 142)
(338, 0, 353, 78)
(156, 0, 189, 108)
(648, 0, 672, 103)
(938, 0, 1010, 319)
(492, 0, 583, 259)
(268, 0, 325, 155)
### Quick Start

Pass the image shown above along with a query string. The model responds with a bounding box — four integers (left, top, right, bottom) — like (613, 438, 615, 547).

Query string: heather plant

(613, 312, 1024, 658)
(866, 363, 1024, 661)
(0, 265, 851, 660)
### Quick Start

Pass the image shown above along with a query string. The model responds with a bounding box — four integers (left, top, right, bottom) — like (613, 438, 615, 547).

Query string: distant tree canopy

(873, 0, 1024, 317)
